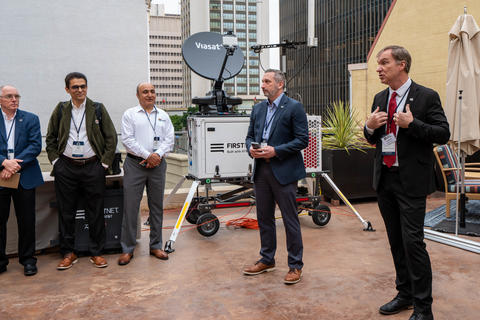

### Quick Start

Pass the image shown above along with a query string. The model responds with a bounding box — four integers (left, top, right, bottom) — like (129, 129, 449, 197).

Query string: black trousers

(54, 157, 106, 256)
(254, 160, 303, 269)
(0, 185, 37, 268)
(377, 168, 432, 313)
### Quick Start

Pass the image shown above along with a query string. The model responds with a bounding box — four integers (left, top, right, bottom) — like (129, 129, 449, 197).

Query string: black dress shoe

(379, 295, 413, 315)
(24, 264, 38, 276)
(409, 311, 434, 320)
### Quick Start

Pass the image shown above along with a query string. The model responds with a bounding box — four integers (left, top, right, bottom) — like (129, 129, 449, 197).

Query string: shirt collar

(1, 109, 17, 121)
(136, 104, 158, 114)
(267, 92, 284, 109)
(389, 78, 412, 97)
(71, 99, 86, 109)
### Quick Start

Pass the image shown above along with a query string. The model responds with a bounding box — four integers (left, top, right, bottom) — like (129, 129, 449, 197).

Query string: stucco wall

(351, 0, 480, 121)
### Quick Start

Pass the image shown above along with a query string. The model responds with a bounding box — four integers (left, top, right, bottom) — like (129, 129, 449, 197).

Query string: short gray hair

(264, 69, 286, 88)
(376, 45, 412, 73)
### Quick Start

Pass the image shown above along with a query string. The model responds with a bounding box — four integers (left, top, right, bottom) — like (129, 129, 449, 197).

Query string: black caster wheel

(311, 204, 331, 226)
(186, 208, 201, 224)
(196, 212, 220, 237)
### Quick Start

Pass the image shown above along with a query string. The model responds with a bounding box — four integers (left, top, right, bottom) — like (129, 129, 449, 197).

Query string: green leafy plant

(322, 100, 371, 153)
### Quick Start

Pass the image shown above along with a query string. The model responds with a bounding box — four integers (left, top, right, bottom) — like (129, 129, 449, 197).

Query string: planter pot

(320, 148, 376, 202)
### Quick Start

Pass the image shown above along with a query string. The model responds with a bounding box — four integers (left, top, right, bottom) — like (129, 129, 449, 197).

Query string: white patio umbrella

(445, 9, 480, 233)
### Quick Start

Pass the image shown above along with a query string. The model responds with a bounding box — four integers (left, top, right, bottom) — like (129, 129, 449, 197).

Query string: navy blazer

(246, 94, 309, 185)
(364, 81, 450, 197)
(0, 109, 44, 189)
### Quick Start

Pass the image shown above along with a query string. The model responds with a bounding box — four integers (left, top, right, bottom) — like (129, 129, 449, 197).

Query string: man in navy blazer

(364, 46, 449, 320)
(244, 69, 309, 284)
(0, 85, 44, 276)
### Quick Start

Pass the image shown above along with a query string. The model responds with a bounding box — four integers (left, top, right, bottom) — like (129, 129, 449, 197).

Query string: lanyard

(144, 106, 158, 134)
(263, 105, 277, 136)
(387, 86, 411, 133)
(72, 110, 86, 139)
(5, 116, 15, 143)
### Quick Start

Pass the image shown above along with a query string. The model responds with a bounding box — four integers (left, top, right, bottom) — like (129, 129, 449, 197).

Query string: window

(223, 4, 233, 11)
(236, 23, 246, 29)
(236, 5, 246, 11)
(224, 13, 234, 20)
(237, 86, 247, 93)
(248, 5, 256, 12)
(223, 22, 234, 30)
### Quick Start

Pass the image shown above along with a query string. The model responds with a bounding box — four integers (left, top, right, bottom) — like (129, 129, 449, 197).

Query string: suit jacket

(0, 109, 44, 189)
(246, 94, 309, 185)
(45, 97, 118, 167)
(364, 81, 450, 197)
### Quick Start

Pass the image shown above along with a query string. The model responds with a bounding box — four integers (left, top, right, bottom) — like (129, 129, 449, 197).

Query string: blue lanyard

(6, 116, 15, 144)
(144, 106, 157, 134)
(263, 105, 277, 136)
(72, 110, 86, 138)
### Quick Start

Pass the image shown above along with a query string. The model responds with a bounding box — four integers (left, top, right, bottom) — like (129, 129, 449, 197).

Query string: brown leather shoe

(90, 256, 108, 268)
(150, 249, 168, 260)
(243, 261, 275, 275)
(284, 268, 302, 284)
(57, 253, 78, 270)
(118, 253, 133, 266)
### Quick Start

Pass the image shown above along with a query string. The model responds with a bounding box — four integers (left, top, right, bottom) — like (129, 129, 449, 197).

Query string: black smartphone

(251, 142, 260, 149)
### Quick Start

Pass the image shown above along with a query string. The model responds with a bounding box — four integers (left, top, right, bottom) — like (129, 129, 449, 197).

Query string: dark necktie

(383, 92, 397, 168)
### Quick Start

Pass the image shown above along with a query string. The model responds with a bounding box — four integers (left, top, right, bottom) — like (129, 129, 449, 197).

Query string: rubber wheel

(196, 213, 220, 237)
(186, 208, 201, 224)
(311, 204, 331, 226)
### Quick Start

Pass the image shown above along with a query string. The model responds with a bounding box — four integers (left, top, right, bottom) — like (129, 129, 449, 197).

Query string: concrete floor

(0, 195, 479, 320)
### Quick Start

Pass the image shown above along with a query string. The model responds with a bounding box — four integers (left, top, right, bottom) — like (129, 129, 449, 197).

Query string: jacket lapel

(14, 110, 23, 149)
(0, 111, 6, 143)
(256, 101, 268, 142)
(379, 88, 390, 113)
(267, 94, 288, 140)
(403, 81, 417, 113)
(85, 98, 94, 139)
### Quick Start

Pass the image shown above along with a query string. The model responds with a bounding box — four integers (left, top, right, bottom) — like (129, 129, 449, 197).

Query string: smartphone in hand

(251, 142, 260, 149)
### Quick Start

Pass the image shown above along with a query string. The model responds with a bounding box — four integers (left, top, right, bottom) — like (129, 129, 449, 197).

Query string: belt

(61, 154, 98, 166)
(127, 153, 144, 162)
(382, 165, 399, 172)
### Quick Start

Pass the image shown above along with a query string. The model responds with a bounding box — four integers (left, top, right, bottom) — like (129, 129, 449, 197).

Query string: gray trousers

(121, 156, 166, 253)
(254, 160, 303, 269)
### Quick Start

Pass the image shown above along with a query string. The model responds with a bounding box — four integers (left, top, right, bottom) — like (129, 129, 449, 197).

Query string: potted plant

(320, 101, 376, 203)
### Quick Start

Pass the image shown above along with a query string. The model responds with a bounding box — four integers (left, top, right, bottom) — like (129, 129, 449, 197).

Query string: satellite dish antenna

(182, 31, 244, 81)
(182, 31, 244, 114)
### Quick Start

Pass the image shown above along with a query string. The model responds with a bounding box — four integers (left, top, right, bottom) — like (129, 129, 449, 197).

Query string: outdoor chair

(433, 144, 480, 218)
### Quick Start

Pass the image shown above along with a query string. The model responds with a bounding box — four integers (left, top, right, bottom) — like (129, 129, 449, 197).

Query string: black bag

(111, 152, 123, 175)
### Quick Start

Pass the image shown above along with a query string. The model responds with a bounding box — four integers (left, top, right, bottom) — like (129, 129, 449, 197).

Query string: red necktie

(383, 92, 397, 168)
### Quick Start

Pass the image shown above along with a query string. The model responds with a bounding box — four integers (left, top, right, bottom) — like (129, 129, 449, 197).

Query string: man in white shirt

(46, 72, 118, 270)
(117, 82, 174, 265)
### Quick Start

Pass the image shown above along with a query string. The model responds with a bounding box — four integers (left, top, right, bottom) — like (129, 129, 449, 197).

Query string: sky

(151, 0, 280, 68)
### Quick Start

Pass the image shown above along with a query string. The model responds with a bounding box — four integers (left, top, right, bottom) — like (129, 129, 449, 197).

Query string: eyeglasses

(70, 85, 87, 90)
(0, 94, 21, 100)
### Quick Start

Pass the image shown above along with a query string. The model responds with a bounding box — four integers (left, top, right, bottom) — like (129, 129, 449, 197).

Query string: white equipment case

(187, 115, 254, 179)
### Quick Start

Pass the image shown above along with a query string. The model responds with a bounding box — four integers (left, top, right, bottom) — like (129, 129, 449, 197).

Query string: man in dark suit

(0, 85, 44, 276)
(364, 46, 450, 320)
(46, 72, 117, 270)
(244, 69, 309, 284)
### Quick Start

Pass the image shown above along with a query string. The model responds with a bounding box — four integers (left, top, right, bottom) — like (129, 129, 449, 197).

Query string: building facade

(279, 0, 393, 117)
(149, 4, 184, 111)
(181, 0, 270, 110)
(349, 0, 480, 124)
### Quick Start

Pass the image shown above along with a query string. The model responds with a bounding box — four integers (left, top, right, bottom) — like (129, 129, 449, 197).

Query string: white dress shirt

(2, 110, 16, 157)
(121, 105, 174, 159)
(63, 99, 95, 159)
(365, 78, 412, 166)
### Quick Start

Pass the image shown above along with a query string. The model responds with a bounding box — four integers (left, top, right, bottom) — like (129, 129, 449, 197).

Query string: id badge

(260, 140, 268, 148)
(153, 136, 161, 151)
(7, 149, 14, 160)
(72, 141, 85, 158)
(381, 133, 396, 155)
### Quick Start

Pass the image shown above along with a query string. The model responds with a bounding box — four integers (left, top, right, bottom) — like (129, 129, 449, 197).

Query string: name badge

(381, 133, 396, 155)
(153, 136, 160, 151)
(72, 141, 85, 158)
(261, 140, 268, 148)
(7, 149, 14, 160)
